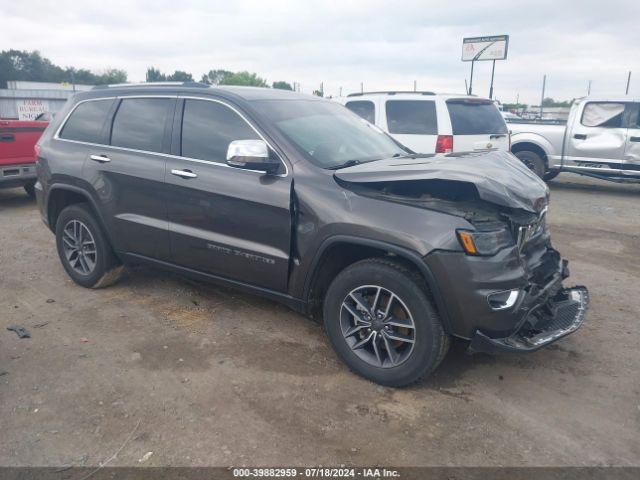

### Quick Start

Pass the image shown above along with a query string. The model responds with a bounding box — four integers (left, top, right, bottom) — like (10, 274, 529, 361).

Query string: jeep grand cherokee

(34, 82, 589, 386)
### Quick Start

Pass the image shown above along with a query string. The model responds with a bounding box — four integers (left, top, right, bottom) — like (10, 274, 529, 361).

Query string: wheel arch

(302, 235, 453, 334)
(46, 184, 115, 248)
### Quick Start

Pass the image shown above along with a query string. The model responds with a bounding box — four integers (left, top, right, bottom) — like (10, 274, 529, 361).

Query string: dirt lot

(0, 174, 639, 467)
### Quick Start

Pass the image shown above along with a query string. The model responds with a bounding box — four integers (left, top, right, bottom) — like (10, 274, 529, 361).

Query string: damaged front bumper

(424, 243, 589, 354)
(469, 285, 589, 353)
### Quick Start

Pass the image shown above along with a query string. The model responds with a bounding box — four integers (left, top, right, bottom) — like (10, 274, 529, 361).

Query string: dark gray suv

(34, 82, 589, 386)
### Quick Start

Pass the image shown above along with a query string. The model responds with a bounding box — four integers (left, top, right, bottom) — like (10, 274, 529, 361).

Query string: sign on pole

(462, 35, 509, 62)
(462, 35, 509, 97)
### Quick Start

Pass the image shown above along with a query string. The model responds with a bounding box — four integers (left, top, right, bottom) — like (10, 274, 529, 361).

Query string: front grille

(514, 207, 547, 252)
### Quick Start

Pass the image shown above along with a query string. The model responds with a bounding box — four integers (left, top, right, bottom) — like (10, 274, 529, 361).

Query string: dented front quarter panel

(287, 163, 471, 299)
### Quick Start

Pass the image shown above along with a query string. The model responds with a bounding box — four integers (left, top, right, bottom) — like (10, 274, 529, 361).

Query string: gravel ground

(0, 173, 638, 467)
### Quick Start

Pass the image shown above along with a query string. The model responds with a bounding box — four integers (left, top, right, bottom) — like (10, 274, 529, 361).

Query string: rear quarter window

(59, 99, 114, 143)
(385, 100, 437, 135)
(446, 100, 508, 135)
(345, 101, 375, 124)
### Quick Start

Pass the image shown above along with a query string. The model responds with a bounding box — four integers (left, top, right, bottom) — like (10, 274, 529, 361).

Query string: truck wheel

(323, 258, 450, 387)
(55, 203, 123, 288)
(543, 170, 560, 181)
(24, 181, 36, 198)
(514, 150, 545, 179)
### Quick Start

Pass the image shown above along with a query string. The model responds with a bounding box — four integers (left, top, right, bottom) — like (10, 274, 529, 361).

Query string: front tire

(514, 150, 546, 179)
(323, 258, 449, 387)
(55, 203, 123, 288)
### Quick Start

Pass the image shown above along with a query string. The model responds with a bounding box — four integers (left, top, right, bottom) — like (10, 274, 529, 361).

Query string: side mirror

(226, 139, 281, 174)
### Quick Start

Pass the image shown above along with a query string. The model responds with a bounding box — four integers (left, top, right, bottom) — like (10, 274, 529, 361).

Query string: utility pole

(320, 81, 324, 97)
(339, 86, 342, 97)
(488, 60, 496, 99)
(360, 82, 363, 94)
(413, 80, 417, 92)
(587, 80, 591, 95)
(539, 74, 546, 119)
(468, 60, 475, 95)
(626, 71, 632, 95)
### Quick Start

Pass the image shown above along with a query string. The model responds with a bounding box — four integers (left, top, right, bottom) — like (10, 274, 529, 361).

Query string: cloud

(1, 0, 638, 103)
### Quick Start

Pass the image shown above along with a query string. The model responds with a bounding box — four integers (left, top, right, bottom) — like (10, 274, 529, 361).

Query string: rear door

(623, 102, 640, 175)
(564, 101, 628, 170)
(165, 97, 292, 292)
(382, 99, 438, 153)
(74, 96, 175, 260)
(445, 98, 509, 152)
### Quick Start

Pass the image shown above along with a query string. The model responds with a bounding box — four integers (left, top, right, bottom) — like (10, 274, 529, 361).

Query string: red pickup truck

(0, 119, 49, 197)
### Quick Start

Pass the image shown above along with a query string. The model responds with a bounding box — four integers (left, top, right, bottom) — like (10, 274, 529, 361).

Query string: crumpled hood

(334, 150, 549, 213)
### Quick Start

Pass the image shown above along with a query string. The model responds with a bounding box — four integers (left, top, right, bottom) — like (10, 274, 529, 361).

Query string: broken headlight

(457, 227, 514, 256)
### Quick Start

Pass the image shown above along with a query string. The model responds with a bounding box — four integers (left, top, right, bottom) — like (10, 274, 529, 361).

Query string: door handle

(90, 154, 111, 163)
(630, 136, 640, 142)
(171, 169, 198, 179)
(573, 134, 587, 140)
(0, 133, 15, 142)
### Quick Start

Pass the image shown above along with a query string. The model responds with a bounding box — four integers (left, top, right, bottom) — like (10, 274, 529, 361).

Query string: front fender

(511, 132, 557, 159)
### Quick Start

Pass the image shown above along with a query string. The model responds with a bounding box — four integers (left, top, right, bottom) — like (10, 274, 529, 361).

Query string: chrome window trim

(53, 94, 289, 178)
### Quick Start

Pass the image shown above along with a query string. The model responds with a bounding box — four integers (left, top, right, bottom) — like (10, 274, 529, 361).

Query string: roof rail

(347, 91, 435, 97)
(92, 81, 210, 90)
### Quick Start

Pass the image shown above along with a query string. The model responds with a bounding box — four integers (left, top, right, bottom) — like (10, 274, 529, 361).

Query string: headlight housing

(457, 227, 514, 256)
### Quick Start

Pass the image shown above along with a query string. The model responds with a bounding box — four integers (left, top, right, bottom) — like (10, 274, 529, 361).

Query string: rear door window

(59, 99, 114, 143)
(345, 101, 375, 124)
(180, 99, 260, 163)
(385, 100, 437, 134)
(581, 102, 626, 128)
(446, 100, 508, 135)
(110, 98, 173, 152)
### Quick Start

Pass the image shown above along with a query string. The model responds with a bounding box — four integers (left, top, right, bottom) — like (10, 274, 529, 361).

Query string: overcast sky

(2, 0, 638, 103)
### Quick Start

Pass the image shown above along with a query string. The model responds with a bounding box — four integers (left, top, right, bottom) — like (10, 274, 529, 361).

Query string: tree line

(0, 50, 293, 90)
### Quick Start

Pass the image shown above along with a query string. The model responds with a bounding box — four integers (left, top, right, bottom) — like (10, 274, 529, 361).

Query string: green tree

(541, 97, 573, 108)
(0, 50, 128, 87)
(220, 71, 267, 87)
(98, 68, 127, 84)
(146, 67, 166, 82)
(200, 69, 233, 85)
(272, 80, 293, 90)
(166, 70, 193, 82)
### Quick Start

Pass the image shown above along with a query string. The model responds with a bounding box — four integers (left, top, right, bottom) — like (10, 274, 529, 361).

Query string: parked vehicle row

(34, 82, 589, 386)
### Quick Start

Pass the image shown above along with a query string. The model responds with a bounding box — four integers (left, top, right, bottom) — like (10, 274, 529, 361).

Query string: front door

(623, 102, 640, 175)
(165, 97, 292, 292)
(564, 101, 628, 171)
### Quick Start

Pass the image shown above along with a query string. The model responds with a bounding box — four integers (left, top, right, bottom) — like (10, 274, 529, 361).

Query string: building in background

(0, 81, 93, 120)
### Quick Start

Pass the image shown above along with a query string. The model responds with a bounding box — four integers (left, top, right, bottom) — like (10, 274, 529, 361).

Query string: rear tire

(24, 181, 36, 198)
(514, 150, 546, 179)
(323, 258, 450, 387)
(55, 203, 123, 288)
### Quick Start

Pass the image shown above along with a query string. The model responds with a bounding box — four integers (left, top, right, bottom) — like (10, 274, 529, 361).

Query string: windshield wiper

(327, 159, 362, 170)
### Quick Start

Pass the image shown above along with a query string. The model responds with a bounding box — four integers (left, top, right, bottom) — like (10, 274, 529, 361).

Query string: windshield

(251, 99, 408, 168)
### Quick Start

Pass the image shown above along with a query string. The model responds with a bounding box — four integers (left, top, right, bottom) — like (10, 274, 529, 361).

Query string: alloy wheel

(61, 220, 97, 275)
(340, 285, 416, 368)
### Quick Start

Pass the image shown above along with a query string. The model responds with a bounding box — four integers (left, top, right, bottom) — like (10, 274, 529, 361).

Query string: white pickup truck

(509, 96, 640, 183)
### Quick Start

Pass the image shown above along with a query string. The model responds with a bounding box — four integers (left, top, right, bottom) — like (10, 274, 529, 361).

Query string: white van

(335, 91, 510, 154)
